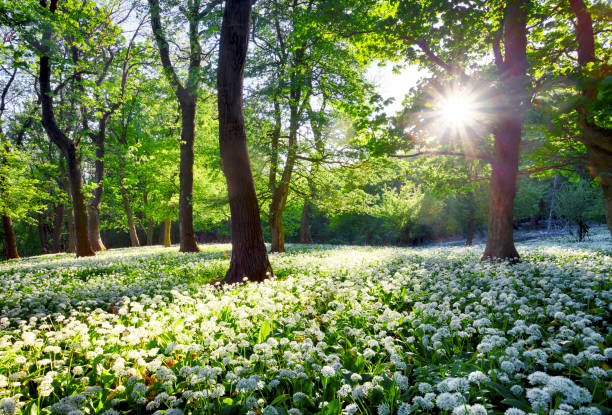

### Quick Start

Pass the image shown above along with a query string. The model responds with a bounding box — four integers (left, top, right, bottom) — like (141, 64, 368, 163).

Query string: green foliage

(555, 179, 605, 241)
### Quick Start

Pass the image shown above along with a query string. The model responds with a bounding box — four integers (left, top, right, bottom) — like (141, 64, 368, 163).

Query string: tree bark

(164, 217, 171, 247)
(547, 175, 557, 233)
(2, 214, 19, 259)
(38, 0, 94, 257)
(465, 195, 475, 246)
(87, 121, 107, 251)
(569, 0, 612, 237)
(482, 0, 528, 262)
(52, 203, 64, 253)
(119, 177, 140, 247)
(299, 198, 313, 244)
(218, 0, 272, 283)
(146, 219, 154, 245)
(178, 97, 200, 252)
(66, 209, 76, 254)
(38, 213, 49, 254)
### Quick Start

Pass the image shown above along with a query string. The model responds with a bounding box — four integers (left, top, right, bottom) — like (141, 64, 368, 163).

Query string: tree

(217, 0, 272, 283)
(147, 0, 223, 252)
(567, 0, 611, 237)
(37, 0, 103, 257)
(248, 0, 374, 252)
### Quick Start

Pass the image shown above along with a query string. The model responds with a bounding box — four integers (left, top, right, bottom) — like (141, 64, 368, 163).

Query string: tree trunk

(547, 175, 557, 233)
(65, 147, 95, 257)
(164, 217, 171, 247)
(38, 213, 49, 254)
(269, 202, 285, 252)
(300, 199, 313, 244)
(159, 220, 166, 245)
(602, 181, 612, 236)
(52, 203, 64, 253)
(2, 214, 19, 259)
(218, 0, 272, 283)
(119, 177, 140, 247)
(88, 127, 107, 251)
(38, 3, 94, 257)
(465, 194, 475, 246)
(268, 47, 303, 253)
(178, 97, 200, 252)
(482, 0, 528, 262)
(66, 210, 76, 254)
(146, 219, 154, 245)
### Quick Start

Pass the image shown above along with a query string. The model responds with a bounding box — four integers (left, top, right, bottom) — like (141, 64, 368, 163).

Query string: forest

(0, 0, 610, 414)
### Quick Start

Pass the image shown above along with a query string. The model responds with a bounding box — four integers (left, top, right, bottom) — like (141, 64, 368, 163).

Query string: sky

(367, 63, 429, 114)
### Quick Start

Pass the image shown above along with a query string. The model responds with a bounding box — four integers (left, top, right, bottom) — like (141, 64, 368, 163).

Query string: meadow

(0, 232, 610, 415)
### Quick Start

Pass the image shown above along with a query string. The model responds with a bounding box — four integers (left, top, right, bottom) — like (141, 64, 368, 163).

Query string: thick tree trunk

(2, 214, 19, 259)
(299, 199, 313, 244)
(482, 0, 527, 262)
(482, 121, 521, 261)
(218, 0, 272, 283)
(38, 4, 94, 257)
(178, 97, 200, 252)
(88, 127, 106, 251)
(65, 147, 95, 256)
(119, 178, 140, 247)
(52, 203, 64, 253)
(270, 208, 285, 251)
(159, 220, 166, 245)
(164, 217, 171, 247)
(87, 207, 104, 251)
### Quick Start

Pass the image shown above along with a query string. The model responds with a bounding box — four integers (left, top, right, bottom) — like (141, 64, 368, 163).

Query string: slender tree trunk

(569, 0, 612, 238)
(178, 97, 200, 252)
(299, 199, 313, 244)
(146, 219, 154, 245)
(38, 213, 49, 254)
(465, 194, 475, 246)
(482, 0, 528, 262)
(66, 210, 76, 254)
(38, 2, 94, 257)
(119, 177, 140, 247)
(547, 175, 557, 233)
(218, 0, 272, 283)
(269, 48, 303, 253)
(164, 217, 171, 247)
(2, 214, 19, 259)
(88, 128, 106, 251)
(52, 203, 64, 253)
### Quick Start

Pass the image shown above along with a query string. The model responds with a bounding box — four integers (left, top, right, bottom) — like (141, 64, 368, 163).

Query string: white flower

(321, 365, 336, 377)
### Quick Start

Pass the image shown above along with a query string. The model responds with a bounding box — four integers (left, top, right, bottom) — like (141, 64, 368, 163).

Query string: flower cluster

(0, 231, 610, 414)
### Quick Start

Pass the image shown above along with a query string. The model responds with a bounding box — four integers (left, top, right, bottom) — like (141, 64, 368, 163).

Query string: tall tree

(568, 0, 612, 236)
(38, 0, 95, 257)
(218, 0, 272, 283)
(481, 0, 529, 260)
(147, 0, 222, 252)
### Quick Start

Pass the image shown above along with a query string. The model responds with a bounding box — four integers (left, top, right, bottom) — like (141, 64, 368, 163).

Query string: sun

(438, 94, 476, 128)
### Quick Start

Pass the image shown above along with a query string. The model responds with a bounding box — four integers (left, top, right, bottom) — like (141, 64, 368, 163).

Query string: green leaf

(258, 319, 272, 344)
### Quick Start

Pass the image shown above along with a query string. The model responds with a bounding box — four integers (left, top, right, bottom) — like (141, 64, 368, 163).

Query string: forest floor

(0, 231, 610, 415)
